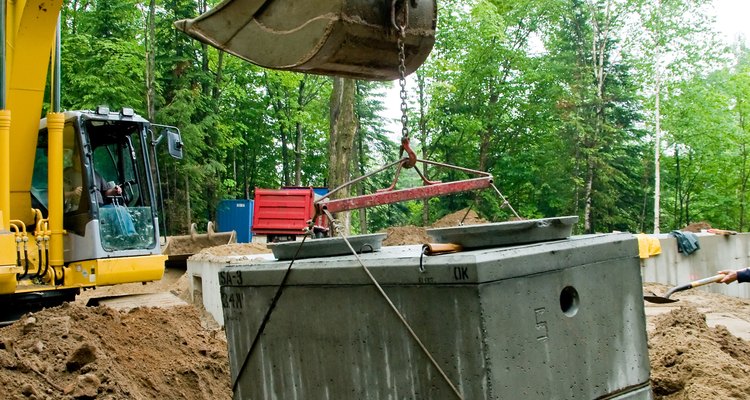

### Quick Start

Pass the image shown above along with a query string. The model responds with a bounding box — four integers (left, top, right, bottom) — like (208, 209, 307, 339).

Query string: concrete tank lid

(426, 216, 578, 249)
(218, 232, 638, 287)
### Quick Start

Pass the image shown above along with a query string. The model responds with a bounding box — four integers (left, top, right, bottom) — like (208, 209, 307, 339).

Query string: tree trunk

(352, 128, 367, 234)
(249, 143, 258, 197)
(232, 148, 237, 183)
(145, 0, 156, 121)
(185, 175, 191, 229)
(294, 122, 302, 186)
(739, 97, 747, 231)
(328, 77, 357, 235)
(653, 60, 662, 233)
(280, 128, 290, 186)
(582, 0, 614, 234)
(212, 51, 224, 106)
(674, 147, 680, 229)
(294, 79, 306, 186)
(583, 158, 595, 233)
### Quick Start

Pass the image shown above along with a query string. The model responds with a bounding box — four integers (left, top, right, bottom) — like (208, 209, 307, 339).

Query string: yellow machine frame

(0, 0, 165, 298)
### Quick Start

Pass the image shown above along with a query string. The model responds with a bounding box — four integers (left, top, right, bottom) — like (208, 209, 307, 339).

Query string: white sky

(711, 0, 750, 44)
(379, 1, 749, 132)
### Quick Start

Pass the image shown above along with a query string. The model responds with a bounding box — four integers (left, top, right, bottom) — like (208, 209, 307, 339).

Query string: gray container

(220, 233, 652, 400)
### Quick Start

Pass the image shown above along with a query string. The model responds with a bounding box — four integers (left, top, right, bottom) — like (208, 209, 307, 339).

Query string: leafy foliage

(53, 0, 745, 235)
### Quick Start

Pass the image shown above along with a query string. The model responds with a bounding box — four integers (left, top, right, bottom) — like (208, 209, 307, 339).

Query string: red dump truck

(251, 187, 328, 242)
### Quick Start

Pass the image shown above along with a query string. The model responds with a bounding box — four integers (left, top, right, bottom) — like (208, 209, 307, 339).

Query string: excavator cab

(33, 108, 169, 263)
(175, 0, 437, 80)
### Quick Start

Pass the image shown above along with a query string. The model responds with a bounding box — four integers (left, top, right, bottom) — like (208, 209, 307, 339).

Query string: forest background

(52, 0, 750, 236)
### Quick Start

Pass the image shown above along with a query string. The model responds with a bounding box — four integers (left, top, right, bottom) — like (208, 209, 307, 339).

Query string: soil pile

(381, 225, 431, 246)
(189, 243, 271, 262)
(0, 304, 230, 400)
(649, 306, 750, 399)
(681, 222, 712, 233)
(163, 233, 235, 257)
(75, 267, 188, 305)
(431, 208, 488, 228)
(195, 243, 270, 257)
(382, 208, 488, 246)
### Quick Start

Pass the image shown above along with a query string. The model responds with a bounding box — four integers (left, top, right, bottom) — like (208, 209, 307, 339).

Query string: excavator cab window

(33, 112, 161, 262)
(31, 133, 50, 214)
(85, 119, 156, 251)
(32, 124, 89, 218)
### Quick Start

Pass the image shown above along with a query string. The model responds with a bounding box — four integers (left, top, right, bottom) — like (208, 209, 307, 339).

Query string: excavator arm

(175, 0, 437, 80)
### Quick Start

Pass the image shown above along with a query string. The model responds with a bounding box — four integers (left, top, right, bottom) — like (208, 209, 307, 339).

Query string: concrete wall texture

(220, 234, 652, 400)
(640, 233, 750, 300)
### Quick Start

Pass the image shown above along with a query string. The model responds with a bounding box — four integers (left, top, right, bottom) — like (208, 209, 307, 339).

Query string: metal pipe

(45, 15, 62, 274)
(41, 240, 49, 280)
(320, 177, 493, 214)
(0, 110, 9, 231)
(46, 113, 65, 269)
(52, 13, 61, 112)
(34, 239, 43, 278)
(0, 0, 6, 110)
(0, 0, 9, 248)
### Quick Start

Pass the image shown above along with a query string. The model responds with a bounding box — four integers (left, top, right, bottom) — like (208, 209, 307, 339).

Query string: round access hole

(560, 286, 579, 317)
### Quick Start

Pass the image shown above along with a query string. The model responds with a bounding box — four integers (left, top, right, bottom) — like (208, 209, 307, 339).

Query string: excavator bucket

(162, 222, 237, 267)
(174, 0, 436, 80)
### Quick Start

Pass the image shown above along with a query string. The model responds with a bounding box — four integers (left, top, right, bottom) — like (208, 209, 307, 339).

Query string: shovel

(644, 273, 726, 304)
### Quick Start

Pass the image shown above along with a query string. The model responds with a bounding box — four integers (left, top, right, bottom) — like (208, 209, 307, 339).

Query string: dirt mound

(194, 242, 271, 257)
(75, 267, 187, 305)
(382, 208, 488, 246)
(649, 306, 750, 399)
(382, 225, 430, 246)
(681, 221, 712, 233)
(431, 208, 488, 228)
(0, 304, 230, 400)
(163, 233, 235, 257)
(189, 242, 272, 262)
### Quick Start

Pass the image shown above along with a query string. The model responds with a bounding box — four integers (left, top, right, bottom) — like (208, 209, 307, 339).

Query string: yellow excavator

(0, 0, 436, 321)
(0, 0, 186, 321)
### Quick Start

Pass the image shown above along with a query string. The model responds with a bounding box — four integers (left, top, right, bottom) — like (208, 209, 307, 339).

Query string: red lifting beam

(318, 176, 493, 214)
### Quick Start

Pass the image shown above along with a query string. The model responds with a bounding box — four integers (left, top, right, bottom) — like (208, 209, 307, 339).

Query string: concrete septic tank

(220, 232, 652, 399)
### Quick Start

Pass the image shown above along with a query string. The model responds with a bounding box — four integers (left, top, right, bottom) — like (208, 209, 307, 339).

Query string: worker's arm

(103, 185, 122, 197)
(719, 268, 750, 284)
(65, 186, 82, 198)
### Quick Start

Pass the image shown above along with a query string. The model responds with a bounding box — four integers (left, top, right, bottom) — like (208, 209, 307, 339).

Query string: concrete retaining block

(221, 233, 652, 399)
(640, 233, 750, 299)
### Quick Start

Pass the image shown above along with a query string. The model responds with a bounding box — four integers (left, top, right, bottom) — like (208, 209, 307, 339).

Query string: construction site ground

(0, 210, 749, 399)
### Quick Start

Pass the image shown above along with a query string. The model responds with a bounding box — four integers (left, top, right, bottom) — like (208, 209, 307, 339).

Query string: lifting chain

(391, 0, 417, 168)
(396, 17, 408, 142)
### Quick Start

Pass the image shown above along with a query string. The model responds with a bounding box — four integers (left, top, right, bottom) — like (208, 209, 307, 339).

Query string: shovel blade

(643, 294, 679, 304)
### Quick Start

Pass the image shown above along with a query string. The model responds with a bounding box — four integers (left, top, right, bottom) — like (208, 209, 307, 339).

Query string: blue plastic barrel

(216, 199, 254, 243)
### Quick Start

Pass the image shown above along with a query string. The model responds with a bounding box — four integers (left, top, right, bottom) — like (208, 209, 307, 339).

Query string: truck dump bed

(251, 188, 315, 236)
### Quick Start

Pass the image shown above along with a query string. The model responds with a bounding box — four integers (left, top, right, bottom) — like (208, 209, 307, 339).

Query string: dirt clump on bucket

(0, 303, 231, 399)
(649, 305, 750, 399)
